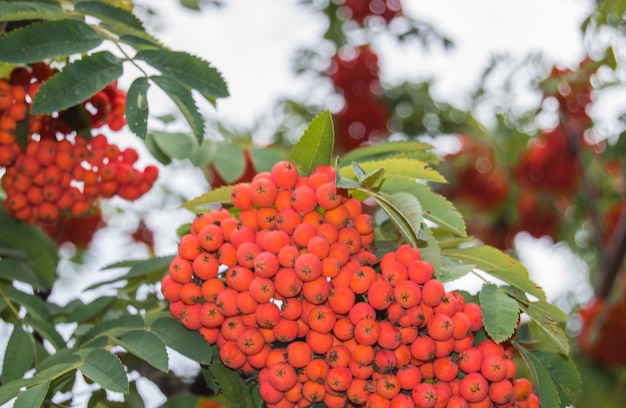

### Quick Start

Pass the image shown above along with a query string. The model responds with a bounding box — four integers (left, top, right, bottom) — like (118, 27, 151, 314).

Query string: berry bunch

(162, 160, 540, 407)
(2, 133, 158, 224)
(1, 64, 159, 225)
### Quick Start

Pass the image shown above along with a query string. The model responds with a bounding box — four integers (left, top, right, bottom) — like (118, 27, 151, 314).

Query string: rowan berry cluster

(162, 160, 540, 407)
(1, 64, 158, 225)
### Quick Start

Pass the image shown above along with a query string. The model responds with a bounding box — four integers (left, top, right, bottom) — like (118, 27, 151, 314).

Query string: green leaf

(0, 19, 102, 64)
(0, 208, 59, 288)
(74, 2, 163, 50)
(79, 349, 129, 394)
(525, 304, 570, 354)
(31, 51, 123, 115)
(211, 143, 245, 183)
(12, 380, 49, 408)
(112, 330, 169, 373)
(150, 317, 212, 365)
(23, 315, 66, 350)
(378, 176, 466, 237)
(439, 257, 475, 283)
(0, 2, 66, 22)
(442, 245, 547, 301)
(367, 190, 421, 248)
(181, 185, 234, 209)
(144, 133, 173, 165)
(75, 1, 145, 30)
(125, 255, 175, 279)
(0, 258, 47, 290)
(150, 130, 196, 161)
(340, 140, 437, 163)
(288, 110, 334, 176)
(517, 348, 580, 407)
(209, 350, 251, 408)
(68, 296, 117, 323)
(419, 223, 442, 278)
(339, 157, 446, 184)
(2, 324, 35, 383)
(79, 315, 145, 346)
(125, 77, 150, 139)
(351, 161, 384, 186)
(248, 147, 286, 173)
(201, 366, 220, 394)
(0, 377, 47, 406)
(136, 49, 229, 102)
(479, 284, 520, 343)
(150, 75, 206, 144)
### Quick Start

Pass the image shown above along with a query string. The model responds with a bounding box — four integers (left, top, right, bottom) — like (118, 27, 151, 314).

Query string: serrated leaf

(0, 19, 102, 64)
(0, 258, 46, 290)
(0, 377, 47, 406)
(119, 34, 163, 50)
(150, 75, 205, 144)
(75, 1, 145, 30)
(23, 315, 66, 350)
(288, 110, 334, 176)
(0, 2, 66, 22)
(212, 143, 245, 183)
(419, 222, 442, 278)
(369, 190, 421, 247)
(0, 208, 58, 288)
(125, 77, 150, 139)
(158, 393, 199, 408)
(150, 317, 212, 365)
(201, 366, 219, 394)
(351, 161, 384, 186)
(12, 380, 49, 408)
(339, 157, 446, 183)
(79, 349, 129, 394)
(144, 132, 173, 165)
(181, 185, 234, 209)
(149, 131, 195, 161)
(2, 324, 35, 383)
(31, 51, 123, 114)
(79, 315, 145, 346)
(3, 286, 51, 322)
(525, 304, 570, 354)
(209, 351, 251, 408)
(125, 255, 175, 279)
(442, 245, 546, 301)
(248, 147, 286, 173)
(68, 296, 116, 323)
(74, 2, 163, 50)
(378, 176, 466, 237)
(340, 140, 437, 163)
(517, 347, 580, 407)
(136, 49, 229, 102)
(112, 330, 169, 373)
(439, 257, 475, 282)
(479, 284, 520, 343)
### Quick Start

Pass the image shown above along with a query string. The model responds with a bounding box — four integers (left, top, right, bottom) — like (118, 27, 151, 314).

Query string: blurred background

(8, 1, 625, 406)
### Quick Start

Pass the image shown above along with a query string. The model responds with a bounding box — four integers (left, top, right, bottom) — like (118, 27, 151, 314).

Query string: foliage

(0, 0, 625, 407)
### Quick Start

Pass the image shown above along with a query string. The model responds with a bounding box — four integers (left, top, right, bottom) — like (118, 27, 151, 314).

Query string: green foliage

(32, 51, 124, 114)
(288, 109, 334, 176)
(479, 283, 520, 343)
(125, 77, 150, 138)
(0, 19, 102, 64)
(79, 349, 129, 394)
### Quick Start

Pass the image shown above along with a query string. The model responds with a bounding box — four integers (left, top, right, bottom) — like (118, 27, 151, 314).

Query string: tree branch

(596, 208, 626, 298)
